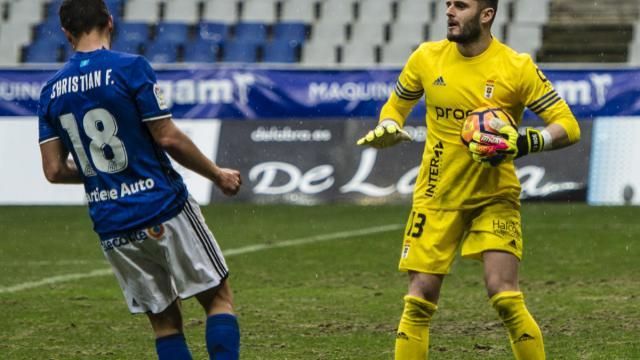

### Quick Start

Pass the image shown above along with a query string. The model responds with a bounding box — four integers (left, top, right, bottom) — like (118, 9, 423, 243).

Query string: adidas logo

(514, 333, 535, 343)
(396, 332, 409, 340)
(432, 76, 446, 86)
(509, 239, 518, 249)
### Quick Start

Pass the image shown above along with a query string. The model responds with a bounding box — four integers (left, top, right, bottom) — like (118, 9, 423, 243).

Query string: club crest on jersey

(147, 224, 165, 239)
(484, 80, 496, 99)
(153, 84, 168, 110)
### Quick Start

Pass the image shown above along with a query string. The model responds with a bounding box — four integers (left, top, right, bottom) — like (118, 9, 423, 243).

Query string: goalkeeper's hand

(468, 117, 545, 166)
(356, 120, 412, 148)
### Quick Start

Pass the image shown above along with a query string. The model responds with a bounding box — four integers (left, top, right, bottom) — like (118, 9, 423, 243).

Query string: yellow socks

(491, 291, 545, 360)
(394, 295, 437, 360)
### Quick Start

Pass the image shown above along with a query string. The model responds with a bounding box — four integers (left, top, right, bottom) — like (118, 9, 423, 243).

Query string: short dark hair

(59, 0, 111, 39)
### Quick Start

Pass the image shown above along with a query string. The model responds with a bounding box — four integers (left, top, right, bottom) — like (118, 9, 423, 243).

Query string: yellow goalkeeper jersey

(380, 37, 580, 210)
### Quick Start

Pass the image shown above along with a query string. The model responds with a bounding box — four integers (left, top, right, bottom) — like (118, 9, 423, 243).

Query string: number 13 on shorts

(402, 211, 426, 259)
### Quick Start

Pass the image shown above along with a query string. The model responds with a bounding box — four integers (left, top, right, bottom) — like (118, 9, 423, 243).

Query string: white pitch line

(0, 224, 404, 294)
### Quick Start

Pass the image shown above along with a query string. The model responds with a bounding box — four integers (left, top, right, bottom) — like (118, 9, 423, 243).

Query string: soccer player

(38, 1, 241, 359)
(358, 0, 580, 359)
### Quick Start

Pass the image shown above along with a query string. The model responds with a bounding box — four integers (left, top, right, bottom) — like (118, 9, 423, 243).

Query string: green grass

(0, 204, 639, 359)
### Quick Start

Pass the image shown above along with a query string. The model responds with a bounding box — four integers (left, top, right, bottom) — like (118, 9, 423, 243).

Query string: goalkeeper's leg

(484, 251, 545, 360)
(395, 272, 443, 360)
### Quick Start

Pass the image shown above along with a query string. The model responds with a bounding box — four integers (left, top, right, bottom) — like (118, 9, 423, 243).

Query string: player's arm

(146, 117, 241, 196)
(357, 47, 425, 148)
(40, 139, 83, 184)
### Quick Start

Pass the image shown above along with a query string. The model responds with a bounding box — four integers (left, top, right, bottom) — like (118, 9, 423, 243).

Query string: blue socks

(206, 314, 240, 360)
(155, 333, 192, 360)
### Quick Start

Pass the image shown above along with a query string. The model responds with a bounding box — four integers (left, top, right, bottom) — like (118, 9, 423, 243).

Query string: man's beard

(447, 13, 483, 44)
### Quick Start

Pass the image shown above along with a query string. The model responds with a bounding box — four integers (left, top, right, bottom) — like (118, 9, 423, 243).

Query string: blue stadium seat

(183, 40, 221, 63)
(111, 37, 143, 54)
(233, 22, 268, 43)
(272, 22, 307, 45)
(222, 40, 259, 62)
(33, 23, 68, 44)
(23, 40, 62, 63)
(114, 22, 150, 42)
(197, 22, 229, 42)
(104, 0, 124, 17)
(144, 42, 178, 63)
(155, 22, 190, 45)
(262, 40, 298, 63)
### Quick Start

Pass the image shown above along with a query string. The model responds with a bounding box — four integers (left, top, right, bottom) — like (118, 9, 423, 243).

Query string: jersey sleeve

(37, 88, 59, 144)
(379, 46, 425, 127)
(518, 56, 581, 143)
(128, 57, 171, 122)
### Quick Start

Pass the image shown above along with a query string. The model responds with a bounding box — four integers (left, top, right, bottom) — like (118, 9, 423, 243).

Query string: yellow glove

(356, 120, 412, 148)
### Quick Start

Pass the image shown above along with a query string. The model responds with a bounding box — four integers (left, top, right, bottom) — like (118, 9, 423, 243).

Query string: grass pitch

(0, 204, 639, 359)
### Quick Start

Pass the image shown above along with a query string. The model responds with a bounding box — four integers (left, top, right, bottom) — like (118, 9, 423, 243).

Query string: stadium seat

(241, 0, 277, 23)
(302, 41, 339, 65)
(162, 0, 200, 24)
(349, 21, 387, 44)
(396, 0, 433, 23)
(507, 22, 542, 57)
(155, 22, 190, 45)
(356, 0, 394, 23)
(202, 0, 238, 24)
(310, 20, 348, 46)
(280, 0, 316, 23)
(182, 39, 221, 62)
(144, 41, 178, 63)
(197, 22, 229, 42)
(319, 0, 355, 23)
(23, 40, 62, 63)
(390, 21, 427, 46)
(124, 0, 161, 23)
(33, 22, 67, 44)
(512, 0, 550, 24)
(340, 42, 377, 66)
(111, 37, 144, 54)
(6, 0, 45, 24)
(262, 40, 298, 63)
(380, 42, 418, 65)
(272, 22, 308, 45)
(114, 22, 150, 42)
(629, 43, 640, 65)
(428, 18, 448, 41)
(221, 40, 259, 62)
(0, 22, 34, 65)
(234, 22, 268, 43)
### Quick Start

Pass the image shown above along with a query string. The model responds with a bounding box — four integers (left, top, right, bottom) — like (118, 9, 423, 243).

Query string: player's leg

(395, 271, 443, 360)
(395, 207, 465, 359)
(461, 201, 545, 359)
(484, 251, 545, 360)
(147, 300, 193, 360)
(195, 279, 240, 360)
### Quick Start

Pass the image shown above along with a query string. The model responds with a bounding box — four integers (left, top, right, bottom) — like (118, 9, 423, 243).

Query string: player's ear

(481, 7, 495, 25)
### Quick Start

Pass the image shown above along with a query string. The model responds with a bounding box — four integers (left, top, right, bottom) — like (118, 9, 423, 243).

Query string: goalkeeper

(357, 0, 580, 359)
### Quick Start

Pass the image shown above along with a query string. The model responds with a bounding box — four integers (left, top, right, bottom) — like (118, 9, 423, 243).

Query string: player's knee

(147, 302, 184, 337)
(197, 279, 234, 315)
(484, 273, 518, 298)
(408, 272, 444, 304)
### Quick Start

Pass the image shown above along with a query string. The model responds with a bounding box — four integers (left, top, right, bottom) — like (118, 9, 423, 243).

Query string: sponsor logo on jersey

(432, 76, 446, 86)
(484, 80, 495, 99)
(147, 224, 165, 240)
(435, 106, 473, 121)
(153, 83, 168, 110)
(100, 231, 148, 251)
(426, 142, 444, 198)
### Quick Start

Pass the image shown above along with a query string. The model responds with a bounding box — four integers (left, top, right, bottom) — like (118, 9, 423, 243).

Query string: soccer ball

(460, 106, 516, 146)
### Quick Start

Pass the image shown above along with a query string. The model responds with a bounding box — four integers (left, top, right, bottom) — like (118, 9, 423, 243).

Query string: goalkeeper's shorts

(398, 201, 523, 274)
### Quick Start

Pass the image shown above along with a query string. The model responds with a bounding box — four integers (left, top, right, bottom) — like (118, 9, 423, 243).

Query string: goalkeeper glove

(356, 120, 412, 148)
(468, 118, 545, 165)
